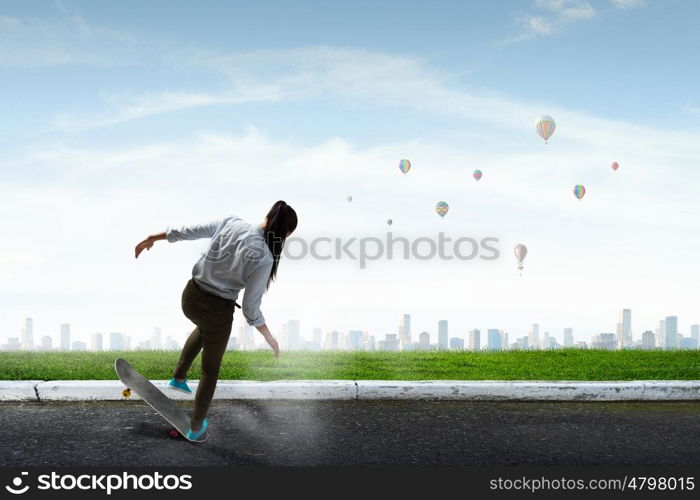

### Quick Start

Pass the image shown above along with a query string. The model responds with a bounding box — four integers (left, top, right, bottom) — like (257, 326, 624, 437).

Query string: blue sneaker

(168, 377, 192, 394)
(186, 419, 208, 442)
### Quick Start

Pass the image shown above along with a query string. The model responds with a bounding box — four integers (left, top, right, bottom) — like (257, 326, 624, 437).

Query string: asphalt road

(1, 400, 698, 466)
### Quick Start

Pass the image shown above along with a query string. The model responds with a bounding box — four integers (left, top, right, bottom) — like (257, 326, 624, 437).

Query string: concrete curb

(355, 380, 700, 400)
(0, 380, 691, 402)
(35, 380, 358, 401)
(0, 381, 42, 401)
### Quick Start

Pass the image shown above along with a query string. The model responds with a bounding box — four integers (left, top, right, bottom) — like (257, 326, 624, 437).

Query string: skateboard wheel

(122, 388, 132, 398)
(169, 429, 180, 438)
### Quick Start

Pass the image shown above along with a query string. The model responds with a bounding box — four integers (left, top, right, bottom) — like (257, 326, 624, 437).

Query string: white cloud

(507, 0, 596, 42)
(50, 88, 283, 132)
(47, 46, 700, 164)
(536, 0, 596, 20)
(0, 14, 158, 68)
(611, 0, 646, 9)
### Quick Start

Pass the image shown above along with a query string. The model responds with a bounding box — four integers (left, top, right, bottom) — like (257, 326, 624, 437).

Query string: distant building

(665, 316, 678, 349)
(136, 340, 151, 350)
(529, 324, 540, 350)
(642, 330, 656, 350)
(367, 335, 376, 351)
(399, 314, 412, 349)
(379, 334, 399, 351)
(109, 332, 125, 351)
(60, 324, 71, 351)
(449, 337, 464, 350)
(592, 333, 616, 350)
(691, 325, 699, 347)
(487, 329, 502, 350)
(418, 332, 430, 350)
(468, 329, 481, 351)
(656, 319, 666, 348)
(90, 332, 103, 351)
(438, 320, 448, 350)
(563, 328, 574, 347)
(164, 336, 180, 350)
(514, 336, 529, 350)
(41, 335, 53, 351)
(151, 327, 162, 350)
(72, 341, 87, 351)
(239, 323, 256, 351)
(21, 318, 34, 351)
(348, 330, 364, 350)
(617, 309, 632, 347)
(544, 335, 558, 349)
(322, 330, 339, 351)
(679, 337, 698, 350)
(4, 337, 21, 351)
(226, 336, 239, 351)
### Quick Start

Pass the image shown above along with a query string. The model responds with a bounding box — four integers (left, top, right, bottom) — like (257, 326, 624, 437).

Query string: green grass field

(0, 349, 698, 380)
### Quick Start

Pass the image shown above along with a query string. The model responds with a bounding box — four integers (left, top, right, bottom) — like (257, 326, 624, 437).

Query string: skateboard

(114, 358, 207, 442)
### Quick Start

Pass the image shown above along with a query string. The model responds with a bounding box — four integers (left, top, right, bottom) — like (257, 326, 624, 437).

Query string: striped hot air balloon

(473, 169, 482, 181)
(573, 184, 586, 200)
(534, 115, 556, 143)
(435, 201, 449, 218)
(398, 159, 411, 174)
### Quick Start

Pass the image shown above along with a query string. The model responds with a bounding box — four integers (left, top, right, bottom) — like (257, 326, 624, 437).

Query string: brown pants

(173, 279, 237, 429)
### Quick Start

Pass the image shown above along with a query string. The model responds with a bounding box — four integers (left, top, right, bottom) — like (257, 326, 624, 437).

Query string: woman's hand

(135, 232, 167, 259)
(255, 324, 280, 358)
(265, 335, 280, 358)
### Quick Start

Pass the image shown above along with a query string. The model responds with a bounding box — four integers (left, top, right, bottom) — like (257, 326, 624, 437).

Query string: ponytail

(262, 200, 298, 289)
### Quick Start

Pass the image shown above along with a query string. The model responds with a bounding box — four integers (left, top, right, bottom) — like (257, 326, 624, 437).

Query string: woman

(134, 200, 298, 442)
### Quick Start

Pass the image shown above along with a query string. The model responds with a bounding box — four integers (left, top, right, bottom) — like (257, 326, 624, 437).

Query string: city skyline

(5, 308, 699, 352)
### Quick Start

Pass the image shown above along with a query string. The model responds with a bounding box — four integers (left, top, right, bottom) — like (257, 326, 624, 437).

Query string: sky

(1, 0, 700, 347)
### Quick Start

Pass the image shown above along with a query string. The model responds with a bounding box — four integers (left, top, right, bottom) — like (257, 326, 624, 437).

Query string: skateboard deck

(114, 358, 207, 442)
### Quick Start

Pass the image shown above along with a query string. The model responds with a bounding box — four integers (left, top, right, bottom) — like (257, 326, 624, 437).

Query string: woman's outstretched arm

(135, 219, 224, 259)
(135, 232, 167, 259)
(255, 324, 280, 358)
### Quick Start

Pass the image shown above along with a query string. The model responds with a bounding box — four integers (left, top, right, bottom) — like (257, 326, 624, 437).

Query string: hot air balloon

(473, 169, 482, 181)
(435, 201, 449, 218)
(398, 159, 411, 175)
(514, 243, 528, 275)
(386, 218, 393, 226)
(347, 195, 353, 202)
(573, 184, 586, 200)
(534, 115, 556, 143)
(611, 161, 619, 171)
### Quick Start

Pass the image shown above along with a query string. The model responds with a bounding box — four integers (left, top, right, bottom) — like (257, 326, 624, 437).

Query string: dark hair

(263, 200, 298, 289)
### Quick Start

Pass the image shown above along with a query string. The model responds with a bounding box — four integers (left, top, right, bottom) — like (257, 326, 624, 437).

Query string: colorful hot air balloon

(611, 161, 619, 171)
(435, 201, 449, 218)
(534, 115, 556, 143)
(514, 244, 528, 275)
(473, 169, 482, 181)
(386, 218, 393, 226)
(398, 159, 411, 175)
(347, 195, 353, 202)
(573, 184, 586, 200)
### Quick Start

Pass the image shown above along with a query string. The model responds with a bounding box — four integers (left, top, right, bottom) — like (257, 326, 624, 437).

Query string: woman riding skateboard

(134, 200, 298, 441)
